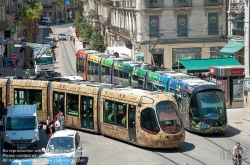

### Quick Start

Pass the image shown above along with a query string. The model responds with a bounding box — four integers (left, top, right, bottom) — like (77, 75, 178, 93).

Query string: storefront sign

(244, 79, 250, 92)
(231, 68, 244, 75)
(173, 48, 201, 53)
(172, 47, 202, 64)
(151, 49, 164, 54)
(210, 67, 215, 75)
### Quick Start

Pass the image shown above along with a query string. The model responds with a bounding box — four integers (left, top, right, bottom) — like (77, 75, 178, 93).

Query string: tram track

(60, 40, 77, 75)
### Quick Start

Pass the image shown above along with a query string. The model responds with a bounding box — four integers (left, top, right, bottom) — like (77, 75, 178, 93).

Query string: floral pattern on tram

(88, 54, 102, 63)
(77, 50, 87, 58)
(169, 78, 191, 94)
(147, 71, 162, 84)
(191, 121, 227, 134)
(132, 67, 148, 77)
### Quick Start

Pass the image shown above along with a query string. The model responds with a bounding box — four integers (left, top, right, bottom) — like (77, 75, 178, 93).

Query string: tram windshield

(197, 90, 226, 120)
(156, 101, 182, 134)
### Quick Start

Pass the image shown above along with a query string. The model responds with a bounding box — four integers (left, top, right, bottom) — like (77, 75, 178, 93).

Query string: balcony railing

(6, 5, 17, 13)
(120, 27, 130, 37)
(120, 0, 135, 8)
(110, 25, 119, 33)
(204, 0, 223, 6)
(173, 0, 192, 7)
(230, 3, 244, 12)
(232, 28, 244, 36)
(0, 21, 8, 30)
(144, 0, 163, 8)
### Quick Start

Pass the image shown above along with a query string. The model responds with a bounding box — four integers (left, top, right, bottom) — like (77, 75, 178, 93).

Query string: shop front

(151, 49, 164, 66)
(172, 47, 202, 64)
(209, 66, 244, 108)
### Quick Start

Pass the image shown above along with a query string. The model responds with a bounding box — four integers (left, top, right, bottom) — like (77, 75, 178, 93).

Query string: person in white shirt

(55, 118, 60, 131)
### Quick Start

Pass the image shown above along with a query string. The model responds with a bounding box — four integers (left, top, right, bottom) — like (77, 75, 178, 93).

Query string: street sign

(11, 54, 18, 61)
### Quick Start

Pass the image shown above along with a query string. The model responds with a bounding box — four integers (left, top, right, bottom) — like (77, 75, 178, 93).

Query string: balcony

(6, 5, 17, 13)
(173, 0, 192, 7)
(204, 0, 223, 6)
(120, 27, 130, 37)
(144, 0, 163, 8)
(230, 3, 244, 13)
(232, 28, 244, 36)
(0, 21, 9, 30)
(120, 0, 135, 8)
(109, 25, 119, 33)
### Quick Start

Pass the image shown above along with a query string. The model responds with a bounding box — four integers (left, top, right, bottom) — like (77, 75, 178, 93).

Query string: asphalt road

(0, 24, 250, 165)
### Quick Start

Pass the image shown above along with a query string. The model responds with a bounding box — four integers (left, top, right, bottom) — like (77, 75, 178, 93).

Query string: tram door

(53, 92, 65, 119)
(180, 96, 187, 126)
(80, 96, 94, 130)
(128, 105, 136, 142)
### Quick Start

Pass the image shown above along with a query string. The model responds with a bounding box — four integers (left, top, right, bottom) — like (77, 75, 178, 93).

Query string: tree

(91, 27, 104, 52)
(82, 23, 93, 42)
(52, 1, 61, 24)
(19, 2, 43, 69)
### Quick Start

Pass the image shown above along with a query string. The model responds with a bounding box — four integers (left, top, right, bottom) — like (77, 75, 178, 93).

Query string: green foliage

(91, 27, 104, 52)
(82, 23, 93, 42)
(19, 2, 43, 21)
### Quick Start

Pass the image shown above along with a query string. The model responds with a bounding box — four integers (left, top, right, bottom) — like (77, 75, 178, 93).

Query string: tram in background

(75, 51, 228, 134)
(0, 78, 185, 148)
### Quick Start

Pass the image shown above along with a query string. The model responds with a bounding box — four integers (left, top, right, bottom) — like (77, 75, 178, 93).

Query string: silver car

(58, 33, 67, 40)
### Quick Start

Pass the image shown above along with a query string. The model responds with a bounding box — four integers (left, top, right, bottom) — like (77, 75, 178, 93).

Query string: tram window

(147, 82, 154, 91)
(14, 89, 42, 110)
(133, 75, 138, 81)
(140, 108, 160, 134)
(53, 92, 65, 115)
(114, 69, 119, 77)
(66, 94, 79, 116)
(116, 103, 126, 127)
(77, 58, 84, 72)
(138, 78, 144, 88)
(103, 100, 127, 127)
(101, 66, 110, 76)
(87, 61, 93, 74)
(189, 95, 200, 122)
(103, 100, 115, 124)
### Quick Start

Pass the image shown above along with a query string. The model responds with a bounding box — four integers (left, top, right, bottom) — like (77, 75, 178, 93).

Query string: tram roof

(115, 87, 163, 95)
(181, 78, 215, 86)
(164, 72, 190, 80)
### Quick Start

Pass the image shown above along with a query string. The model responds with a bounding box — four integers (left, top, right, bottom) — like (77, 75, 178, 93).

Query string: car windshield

(156, 101, 182, 134)
(44, 37, 53, 42)
(197, 90, 226, 120)
(59, 34, 65, 36)
(6, 116, 36, 130)
(47, 137, 74, 153)
(36, 57, 53, 64)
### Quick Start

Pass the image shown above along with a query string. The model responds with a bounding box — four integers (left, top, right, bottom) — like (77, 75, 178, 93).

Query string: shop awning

(172, 58, 242, 73)
(219, 41, 244, 56)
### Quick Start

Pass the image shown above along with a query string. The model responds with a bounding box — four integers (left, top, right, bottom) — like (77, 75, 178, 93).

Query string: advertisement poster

(217, 80, 227, 102)
(232, 78, 244, 101)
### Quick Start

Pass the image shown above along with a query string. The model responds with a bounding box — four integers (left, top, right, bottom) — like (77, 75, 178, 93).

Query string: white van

(0, 105, 40, 150)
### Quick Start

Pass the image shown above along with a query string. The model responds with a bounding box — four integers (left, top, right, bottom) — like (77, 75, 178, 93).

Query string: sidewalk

(0, 33, 30, 78)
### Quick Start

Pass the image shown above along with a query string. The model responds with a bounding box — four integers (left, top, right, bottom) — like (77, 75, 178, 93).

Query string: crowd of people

(45, 111, 65, 139)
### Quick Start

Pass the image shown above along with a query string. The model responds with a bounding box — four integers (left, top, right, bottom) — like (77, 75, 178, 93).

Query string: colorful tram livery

(1, 78, 185, 148)
(76, 50, 228, 134)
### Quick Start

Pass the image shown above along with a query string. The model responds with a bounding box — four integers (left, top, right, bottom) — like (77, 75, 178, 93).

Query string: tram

(75, 51, 228, 134)
(1, 78, 185, 148)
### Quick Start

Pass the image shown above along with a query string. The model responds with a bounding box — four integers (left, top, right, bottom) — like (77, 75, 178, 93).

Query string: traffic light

(4, 30, 10, 38)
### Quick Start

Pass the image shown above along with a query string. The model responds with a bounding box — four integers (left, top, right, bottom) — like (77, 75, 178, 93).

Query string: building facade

(85, 0, 228, 69)
(41, 0, 82, 23)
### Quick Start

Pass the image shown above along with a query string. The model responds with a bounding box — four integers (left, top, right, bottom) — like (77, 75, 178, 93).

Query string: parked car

(42, 130, 82, 165)
(43, 36, 57, 48)
(40, 17, 52, 25)
(58, 33, 67, 40)
(59, 19, 65, 24)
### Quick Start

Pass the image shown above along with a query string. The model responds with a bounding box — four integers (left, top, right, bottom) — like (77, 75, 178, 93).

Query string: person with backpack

(12, 62, 17, 76)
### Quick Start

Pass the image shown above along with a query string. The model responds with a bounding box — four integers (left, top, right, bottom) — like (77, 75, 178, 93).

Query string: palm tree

(52, 1, 61, 24)
(19, 2, 43, 69)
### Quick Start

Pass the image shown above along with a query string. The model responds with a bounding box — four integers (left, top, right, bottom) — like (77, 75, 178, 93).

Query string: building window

(208, 13, 219, 35)
(177, 14, 188, 37)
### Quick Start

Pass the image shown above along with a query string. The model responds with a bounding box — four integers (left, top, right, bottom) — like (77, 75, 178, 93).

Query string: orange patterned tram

(0, 78, 185, 148)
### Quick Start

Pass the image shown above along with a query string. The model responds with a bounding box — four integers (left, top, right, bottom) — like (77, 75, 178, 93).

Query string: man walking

(12, 62, 17, 76)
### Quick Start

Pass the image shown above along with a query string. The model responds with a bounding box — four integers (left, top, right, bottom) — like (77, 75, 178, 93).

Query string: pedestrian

(59, 111, 65, 130)
(46, 116, 52, 140)
(12, 62, 17, 76)
(25, 69, 30, 79)
(72, 36, 76, 45)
